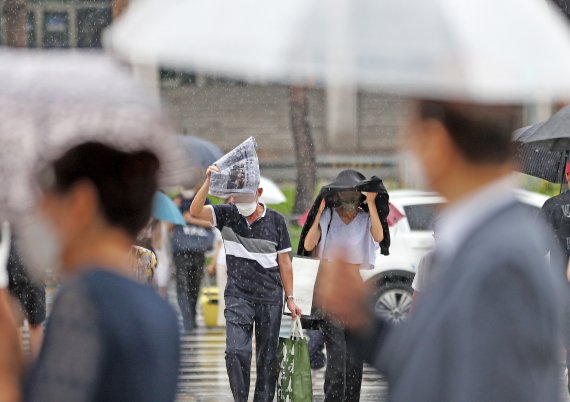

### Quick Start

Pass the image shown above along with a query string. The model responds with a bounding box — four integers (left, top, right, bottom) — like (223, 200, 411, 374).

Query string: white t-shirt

(317, 208, 378, 269)
(411, 250, 435, 292)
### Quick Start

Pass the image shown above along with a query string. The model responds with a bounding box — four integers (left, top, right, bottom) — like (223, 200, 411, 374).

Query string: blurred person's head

(405, 100, 519, 203)
(233, 188, 263, 217)
(32, 142, 160, 273)
(175, 188, 197, 214)
(172, 194, 182, 208)
(180, 189, 196, 200)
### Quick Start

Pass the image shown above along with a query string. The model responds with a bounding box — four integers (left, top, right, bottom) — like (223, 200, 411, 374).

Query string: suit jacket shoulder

(379, 202, 562, 402)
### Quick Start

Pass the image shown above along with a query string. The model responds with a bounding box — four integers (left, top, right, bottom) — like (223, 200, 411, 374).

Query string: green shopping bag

(277, 316, 313, 402)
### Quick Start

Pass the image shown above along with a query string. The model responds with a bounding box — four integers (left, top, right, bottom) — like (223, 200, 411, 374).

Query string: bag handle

(289, 316, 305, 340)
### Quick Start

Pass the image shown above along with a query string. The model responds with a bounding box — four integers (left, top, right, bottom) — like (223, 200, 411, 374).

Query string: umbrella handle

(561, 151, 569, 193)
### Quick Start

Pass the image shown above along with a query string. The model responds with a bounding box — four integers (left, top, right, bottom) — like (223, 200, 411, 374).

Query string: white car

(363, 188, 548, 324)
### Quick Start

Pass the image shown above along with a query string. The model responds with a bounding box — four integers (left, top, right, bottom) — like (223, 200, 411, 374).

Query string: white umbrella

(0, 50, 190, 218)
(259, 176, 287, 205)
(105, 0, 570, 102)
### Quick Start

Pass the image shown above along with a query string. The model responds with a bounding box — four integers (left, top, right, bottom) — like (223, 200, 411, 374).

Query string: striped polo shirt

(209, 203, 291, 304)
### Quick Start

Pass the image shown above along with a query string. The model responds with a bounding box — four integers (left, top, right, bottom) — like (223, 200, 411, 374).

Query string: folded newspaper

(209, 137, 260, 198)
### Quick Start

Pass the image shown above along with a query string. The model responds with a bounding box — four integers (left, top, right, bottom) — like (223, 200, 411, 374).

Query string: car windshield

(403, 203, 442, 231)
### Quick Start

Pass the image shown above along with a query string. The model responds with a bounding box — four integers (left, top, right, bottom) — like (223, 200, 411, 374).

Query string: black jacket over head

(297, 170, 390, 257)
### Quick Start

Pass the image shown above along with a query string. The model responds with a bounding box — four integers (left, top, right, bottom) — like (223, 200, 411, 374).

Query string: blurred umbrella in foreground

(105, 0, 570, 103)
(259, 176, 287, 205)
(0, 50, 192, 220)
(153, 191, 186, 225)
(513, 105, 570, 183)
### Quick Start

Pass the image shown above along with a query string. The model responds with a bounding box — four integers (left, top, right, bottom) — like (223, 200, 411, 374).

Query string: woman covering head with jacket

(300, 169, 390, 402)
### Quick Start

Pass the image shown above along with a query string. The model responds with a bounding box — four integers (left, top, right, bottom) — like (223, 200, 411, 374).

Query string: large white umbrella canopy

(0, 50, 191, 219)
(105, 0, 570, 103)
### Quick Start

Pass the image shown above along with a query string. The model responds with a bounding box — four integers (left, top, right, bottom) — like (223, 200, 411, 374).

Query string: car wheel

(372, 282, 413, 324)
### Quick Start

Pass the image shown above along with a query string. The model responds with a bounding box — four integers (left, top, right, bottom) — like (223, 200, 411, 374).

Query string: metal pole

(325, 0, 358, 152)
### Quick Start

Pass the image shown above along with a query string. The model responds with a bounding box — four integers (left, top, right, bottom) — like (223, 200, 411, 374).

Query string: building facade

(161, 82, 407, 181)
(0, 0, 111, 48)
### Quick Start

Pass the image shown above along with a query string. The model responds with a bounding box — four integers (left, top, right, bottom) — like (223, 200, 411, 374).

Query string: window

(77, 7, 112, 48)
(43, 11, 69, 48)
(27, 12, 36, 48)
(403, 203, 442, 231)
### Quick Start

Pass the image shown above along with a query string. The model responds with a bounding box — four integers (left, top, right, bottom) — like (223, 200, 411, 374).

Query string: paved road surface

(37, 284, 568, 401)
(176, 324, 388, 401)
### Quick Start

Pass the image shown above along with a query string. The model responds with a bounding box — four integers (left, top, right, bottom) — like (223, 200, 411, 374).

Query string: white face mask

(181, 190, 195, 199)
(235, 201, 258, 217)
(17, 212, 62, 280)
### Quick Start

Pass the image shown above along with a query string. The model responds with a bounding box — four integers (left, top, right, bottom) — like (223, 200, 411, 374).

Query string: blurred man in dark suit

(318, 101, 564, 402)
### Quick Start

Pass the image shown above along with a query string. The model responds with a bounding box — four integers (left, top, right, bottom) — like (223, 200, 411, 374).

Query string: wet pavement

(175, 298, 570, 402)
(38, 283, 568, 401)
(175, 320, 388, 402)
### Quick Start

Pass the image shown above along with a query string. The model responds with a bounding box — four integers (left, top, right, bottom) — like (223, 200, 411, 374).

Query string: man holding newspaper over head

(190, 138, 301, 402)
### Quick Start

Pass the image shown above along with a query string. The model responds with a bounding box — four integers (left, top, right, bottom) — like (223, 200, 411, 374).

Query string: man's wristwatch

(286, 295, 295, 301)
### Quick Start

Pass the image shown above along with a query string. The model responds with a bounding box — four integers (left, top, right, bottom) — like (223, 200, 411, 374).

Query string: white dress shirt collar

(436, 177, 515, 266)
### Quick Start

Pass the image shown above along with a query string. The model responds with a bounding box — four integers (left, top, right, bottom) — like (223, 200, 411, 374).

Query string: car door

(400, 203, 441, 270)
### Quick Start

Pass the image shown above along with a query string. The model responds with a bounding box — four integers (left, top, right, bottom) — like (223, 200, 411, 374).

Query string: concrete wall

(161, 83, 409, 182)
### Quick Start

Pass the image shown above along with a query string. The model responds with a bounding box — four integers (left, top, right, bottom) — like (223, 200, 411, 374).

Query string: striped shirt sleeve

(211, 204, 238, 231)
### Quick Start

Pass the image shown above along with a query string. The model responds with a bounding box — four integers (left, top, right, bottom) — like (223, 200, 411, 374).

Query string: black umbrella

(513, 105, 570, 183)
(164, 135, 224, 189)
(178, 135, 224, 169)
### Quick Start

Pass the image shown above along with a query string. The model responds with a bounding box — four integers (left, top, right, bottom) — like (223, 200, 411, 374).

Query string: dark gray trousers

(224, 296, 283, 402)
(174, 252, 205, 331)
(307, 328, 326, 370)
(321, 318, 364, 402)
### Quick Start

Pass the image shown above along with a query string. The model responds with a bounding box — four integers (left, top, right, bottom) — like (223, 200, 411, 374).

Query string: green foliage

(205, 174, 562, 255)
(267, 185, 296, 215)
(287, 224, 303, 255)
(516, 174, 563, 197)
(208, 196, 225, 205)
(265, 185, 301, 252)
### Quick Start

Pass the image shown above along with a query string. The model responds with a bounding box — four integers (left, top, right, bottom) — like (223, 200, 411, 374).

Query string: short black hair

(48, 142, 160, 237)
(417, 100, 521, 164)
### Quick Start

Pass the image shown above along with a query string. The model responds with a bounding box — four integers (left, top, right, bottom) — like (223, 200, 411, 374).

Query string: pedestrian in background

(541, 162, 570, 277)
(172, 191, 214, 331)
(318, 101, 563, 402)
(540, 161, 570, 394)
(302, 170, 386, 402)
(0, 142, 181, 402)
(190, 165, 301, 402)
